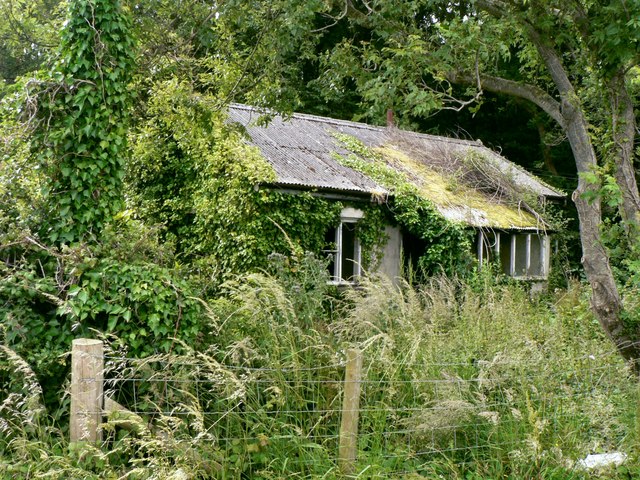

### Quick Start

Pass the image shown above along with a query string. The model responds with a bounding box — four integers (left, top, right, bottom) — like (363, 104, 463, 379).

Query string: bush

(1, 257, 638, 479)
(0, 218, 206, 413)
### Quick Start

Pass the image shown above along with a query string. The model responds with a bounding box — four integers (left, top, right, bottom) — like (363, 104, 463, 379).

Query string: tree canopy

(302, 0, 640, 364)
(1, 0, 640, 363)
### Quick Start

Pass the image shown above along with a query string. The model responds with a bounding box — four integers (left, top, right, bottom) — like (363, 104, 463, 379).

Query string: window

(324, 208, 363, 284)
(477, 231, 550, 279)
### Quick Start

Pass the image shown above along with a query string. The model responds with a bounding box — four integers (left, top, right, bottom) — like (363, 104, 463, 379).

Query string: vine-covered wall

(127, 85, 473, 287)
(331, 133, 474, 277)
(127, 82, 344, 286)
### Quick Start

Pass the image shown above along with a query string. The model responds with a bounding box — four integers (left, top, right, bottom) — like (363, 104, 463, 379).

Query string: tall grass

(1, 256, 638, 479)
(333, 275, 637, 478)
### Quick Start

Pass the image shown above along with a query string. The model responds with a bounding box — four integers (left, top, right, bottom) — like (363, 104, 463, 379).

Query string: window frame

(325, 208, 363, 285)
(477, 230, 550, 279)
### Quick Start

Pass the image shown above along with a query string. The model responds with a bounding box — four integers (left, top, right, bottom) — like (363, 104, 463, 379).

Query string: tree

(0, 1, 211, 409)
(30, 0, 135, 243)
(317, 0, 640, 363)
(0, 0, 65, 84)
(459, 2, 640, 364)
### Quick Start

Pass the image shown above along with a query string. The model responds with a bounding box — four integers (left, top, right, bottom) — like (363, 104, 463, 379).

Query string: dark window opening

(323, 221, 361, 283)
(341, 222, 357, 281)
(402, 231, 428, 278)
(499, 233, 512, 275)
(481, 232, 549, 279)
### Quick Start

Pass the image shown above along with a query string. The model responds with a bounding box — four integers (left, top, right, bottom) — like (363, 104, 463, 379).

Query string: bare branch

(477, 0, 577, 102)
(311, 0, 349, 33)
(5, 0, 58, 49)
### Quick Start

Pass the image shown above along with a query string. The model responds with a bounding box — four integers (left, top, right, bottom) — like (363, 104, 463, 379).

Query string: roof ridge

(229, 103, 564, 198)
(229, 103, 483, 148)
(229, 103, 383, 132)
(387, 128, 482, 148)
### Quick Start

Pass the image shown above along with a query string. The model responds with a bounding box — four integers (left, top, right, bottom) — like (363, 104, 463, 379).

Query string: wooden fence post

(70, 338, 104, 444)
(339, 348, 363, 475)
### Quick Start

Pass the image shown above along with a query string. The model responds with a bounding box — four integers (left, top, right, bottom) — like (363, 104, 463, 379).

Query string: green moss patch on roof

(374, 145, 543, 229)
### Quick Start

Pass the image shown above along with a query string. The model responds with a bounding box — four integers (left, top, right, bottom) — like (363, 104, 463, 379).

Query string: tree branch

(311, 0, 349, 33)
(475, 0, 576, 99)
(474, 0, 510, 19)
(446, 70, 565, 127)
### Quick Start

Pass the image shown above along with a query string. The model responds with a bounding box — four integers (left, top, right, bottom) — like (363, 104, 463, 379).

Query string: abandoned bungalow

(228, 104, 565, 284)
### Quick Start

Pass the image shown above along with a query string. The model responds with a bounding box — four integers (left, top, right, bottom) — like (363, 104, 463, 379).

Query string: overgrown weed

(1, 256, 638, 478)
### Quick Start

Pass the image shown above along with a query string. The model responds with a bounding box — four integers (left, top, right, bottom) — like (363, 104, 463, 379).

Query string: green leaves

(34, 0, 136, 245)
(61, 256, 202, 354)
(589, 1, 640, 73)
(127, 80, 345, 289)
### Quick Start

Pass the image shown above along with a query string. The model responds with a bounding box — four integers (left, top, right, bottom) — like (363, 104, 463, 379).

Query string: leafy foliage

(1, 262, 637, 478)
(127, 80, 345, 287)
(32, 0, 135, 244)
(0, 221, 205, 410)
(0, 84, 43, 233)
(0, 0, 65, 83)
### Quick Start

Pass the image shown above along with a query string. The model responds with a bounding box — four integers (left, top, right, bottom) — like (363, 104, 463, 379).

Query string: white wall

(376, 225, 402, 283)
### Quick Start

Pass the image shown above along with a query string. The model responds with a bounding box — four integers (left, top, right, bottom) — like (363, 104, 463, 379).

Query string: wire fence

(71, 339, 638, 478)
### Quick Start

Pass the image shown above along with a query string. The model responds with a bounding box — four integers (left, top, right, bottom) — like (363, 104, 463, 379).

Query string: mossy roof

(229, 104, 564, 231)
(375, 145, 545, 230)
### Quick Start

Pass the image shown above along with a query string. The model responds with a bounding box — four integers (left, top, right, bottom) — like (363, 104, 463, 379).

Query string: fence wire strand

(85, 347, 638, 477)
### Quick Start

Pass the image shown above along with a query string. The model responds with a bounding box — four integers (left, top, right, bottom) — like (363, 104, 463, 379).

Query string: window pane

(499, 234, 511, 275)
(528, 235, 543, 277)
(341, 223, 357, 280)
(514, 235, 527, 276)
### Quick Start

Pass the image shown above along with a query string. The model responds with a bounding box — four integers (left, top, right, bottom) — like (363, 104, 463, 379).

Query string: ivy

(193, 188, 343, 287)
(0, 221, 206, 410)
(352, 204, 388, 272)
(128, 80, 344, 288)
(33, 0, 135, 244)
(0, 0, 141, 410)
(63, 258, 202, 354)
(332, 133, 473, 277)
(130, 92, 472, 284)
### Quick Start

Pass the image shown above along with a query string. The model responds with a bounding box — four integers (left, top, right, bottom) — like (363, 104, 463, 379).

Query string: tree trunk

(456, 0, 640, 366)
(460, 63, 640, 365)
(563, 102, 640, 364)
(609, 72, 640, 239)
(531, 36, 640, 366)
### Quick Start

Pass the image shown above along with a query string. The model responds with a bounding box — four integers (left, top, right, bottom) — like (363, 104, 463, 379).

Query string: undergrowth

(1, 255, 638, 479)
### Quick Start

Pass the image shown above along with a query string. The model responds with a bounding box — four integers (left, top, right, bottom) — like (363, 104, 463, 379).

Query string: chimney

(386, 109, 394, 128)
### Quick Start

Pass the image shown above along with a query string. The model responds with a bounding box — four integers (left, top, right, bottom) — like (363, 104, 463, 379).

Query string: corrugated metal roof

(229, 105, 386, 195)
(228, 104, 565, 229)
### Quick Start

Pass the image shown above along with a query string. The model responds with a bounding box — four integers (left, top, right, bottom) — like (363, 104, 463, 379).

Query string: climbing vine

(128, 81, 344, 288)
(349, 203, 388, 272)
(332, 133, 473, 277)
(130, 90, 472, 285)
(0, 222, 206, 410)
(0, 1, 205, 412)
(33, 0, 135, 244)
